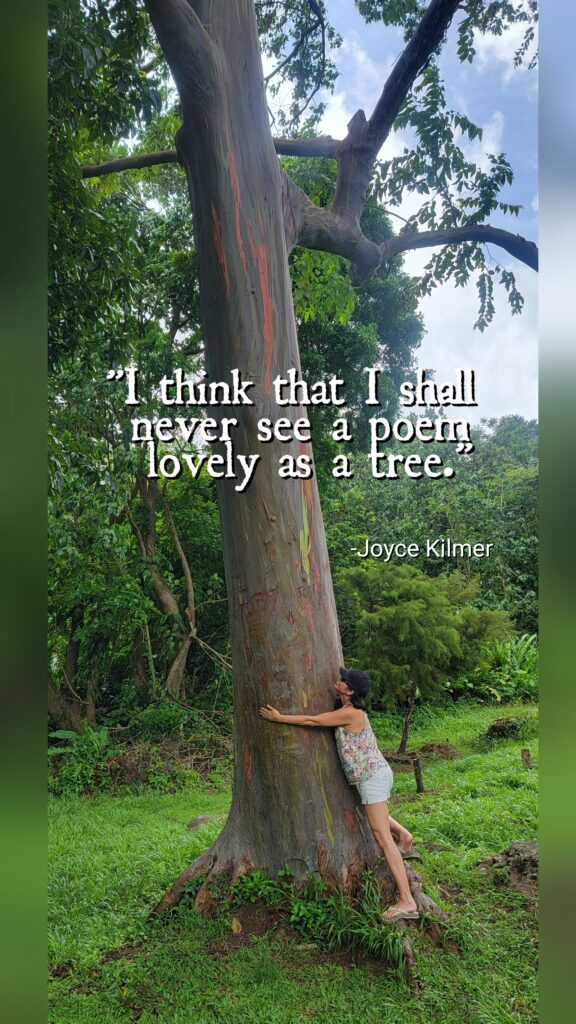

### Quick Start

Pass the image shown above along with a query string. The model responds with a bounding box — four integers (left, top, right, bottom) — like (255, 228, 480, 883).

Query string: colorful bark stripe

(211, 204, 230, 295)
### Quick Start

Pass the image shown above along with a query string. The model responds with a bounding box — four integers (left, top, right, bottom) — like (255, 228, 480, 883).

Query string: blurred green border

(2, 1, 573, 1021)
(539, 1, 576, 1021)
(0, 2, 47, 1022)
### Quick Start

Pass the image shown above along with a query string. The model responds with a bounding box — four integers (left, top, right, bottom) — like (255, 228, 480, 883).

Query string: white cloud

(409, 261, 538, 423)
(531, 193, 538, 211)
(319, 33, 396, 145)
(473, 17, 538, 94)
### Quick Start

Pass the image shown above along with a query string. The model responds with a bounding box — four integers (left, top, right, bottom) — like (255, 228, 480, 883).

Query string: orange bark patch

(247, 220, 275, 394)
(211, 204, 229, 295)
(344, 809, 358, 833)
(244, 747, 253, 781)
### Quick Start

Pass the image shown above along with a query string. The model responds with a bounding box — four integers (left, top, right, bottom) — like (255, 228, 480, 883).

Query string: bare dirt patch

(419, 742, 461, 759)
(205, 899, 407, 975)
(101, 942, 140, 964)
(477, 841, 538, 897)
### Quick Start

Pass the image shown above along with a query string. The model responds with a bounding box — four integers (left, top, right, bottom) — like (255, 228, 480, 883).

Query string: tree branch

(82, 150, 179, 178)
(81, 137, 340, 179)
(284, 167, 538, 276)
(329, 0, 461, 223)
(158, 486, 197, 634)
(274, 136, 339, 158)
(366, 0, 461, 155)
(281, 169, 381, 280)
(379, 224, 539, 272)
(264, 18, 321, 84)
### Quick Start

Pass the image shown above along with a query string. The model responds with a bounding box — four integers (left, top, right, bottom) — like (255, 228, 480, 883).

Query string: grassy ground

(48, 703, 538, 1024)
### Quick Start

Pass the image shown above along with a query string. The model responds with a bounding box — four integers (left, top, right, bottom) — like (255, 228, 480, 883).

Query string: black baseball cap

(339, 667, 371, 698)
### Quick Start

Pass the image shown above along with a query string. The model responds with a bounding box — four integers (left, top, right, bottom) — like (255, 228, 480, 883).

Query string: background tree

(337, 563, 512, 750)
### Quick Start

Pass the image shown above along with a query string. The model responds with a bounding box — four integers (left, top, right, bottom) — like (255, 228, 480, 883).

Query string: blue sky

(304, 2, 539, 424)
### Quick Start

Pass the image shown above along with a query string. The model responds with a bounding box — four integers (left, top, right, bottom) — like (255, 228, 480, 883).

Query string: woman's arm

(259, 704, 357, 728)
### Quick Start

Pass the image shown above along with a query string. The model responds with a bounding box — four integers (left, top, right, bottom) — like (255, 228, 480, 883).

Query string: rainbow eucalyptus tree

(83, 0, 538, 908)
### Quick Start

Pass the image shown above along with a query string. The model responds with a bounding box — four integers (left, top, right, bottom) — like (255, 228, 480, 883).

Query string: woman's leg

(364, 800, 418, 917)
(388, 814, 413, 853)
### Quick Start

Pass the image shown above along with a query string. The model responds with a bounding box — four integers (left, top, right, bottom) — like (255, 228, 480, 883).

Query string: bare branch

(264, 18, 321, 85)
(82, 150, 179, 178)
(158, 486, 197, 634)
(273, 136, 339, 158)
(81, 137, 340, 179)
(366, 0, 461, 155)
(380, 224, 539, 272)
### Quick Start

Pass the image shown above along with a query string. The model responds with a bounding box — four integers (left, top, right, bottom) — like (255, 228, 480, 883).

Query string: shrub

(131, 700, 189, 740)
(48, 723, 112, 796)
(478, 707, 538, 748)
(103, 744, 192, 792)
(48, 723, 192, 796)
(448, 634, 538, 704)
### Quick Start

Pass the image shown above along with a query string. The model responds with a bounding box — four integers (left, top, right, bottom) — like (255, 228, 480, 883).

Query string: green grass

(48, 783, 230, 968)
(49, 703, 538, 1024)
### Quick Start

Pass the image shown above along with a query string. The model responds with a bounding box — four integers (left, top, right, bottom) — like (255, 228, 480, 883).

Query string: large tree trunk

(145, 0, 383, 901)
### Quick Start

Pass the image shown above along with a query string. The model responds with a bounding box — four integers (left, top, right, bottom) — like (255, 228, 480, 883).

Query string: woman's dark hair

(335, 667, 370, 711)
(334, 693, 366, 711)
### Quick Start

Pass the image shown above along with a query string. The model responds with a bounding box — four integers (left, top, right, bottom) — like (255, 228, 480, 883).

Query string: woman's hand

(259, 704, 282, 722)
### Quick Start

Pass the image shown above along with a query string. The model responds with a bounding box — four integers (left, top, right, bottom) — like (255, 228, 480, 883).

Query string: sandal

(382, 908, 420, 923)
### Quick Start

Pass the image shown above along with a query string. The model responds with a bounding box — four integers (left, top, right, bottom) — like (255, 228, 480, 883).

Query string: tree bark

(48, 608, 88, 732)
(47, 676, 84, 733)
(85, 674, 97, 725)
(133, 628, 149, 694)
(130, 473, 191, 698)
(398, 695, 416, 755)
(144, 0, 384, 895)
(413, 757, 425, 794)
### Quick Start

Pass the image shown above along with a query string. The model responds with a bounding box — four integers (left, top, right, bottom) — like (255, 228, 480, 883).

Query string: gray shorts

(356, 762, 394, 805)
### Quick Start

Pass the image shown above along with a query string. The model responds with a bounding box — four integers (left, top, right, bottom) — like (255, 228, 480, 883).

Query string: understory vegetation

(49, 702, 538, 1024)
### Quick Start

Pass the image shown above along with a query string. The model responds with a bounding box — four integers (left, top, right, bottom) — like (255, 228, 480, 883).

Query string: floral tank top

(335, 712, 387, 784)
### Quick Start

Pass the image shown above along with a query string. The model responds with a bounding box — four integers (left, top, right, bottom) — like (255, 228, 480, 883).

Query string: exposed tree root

(151, 827, 448, 940)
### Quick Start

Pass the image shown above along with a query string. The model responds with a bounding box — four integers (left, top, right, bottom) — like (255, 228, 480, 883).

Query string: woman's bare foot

(397, 829, 413, 854)
(382, 899, 419, 922)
